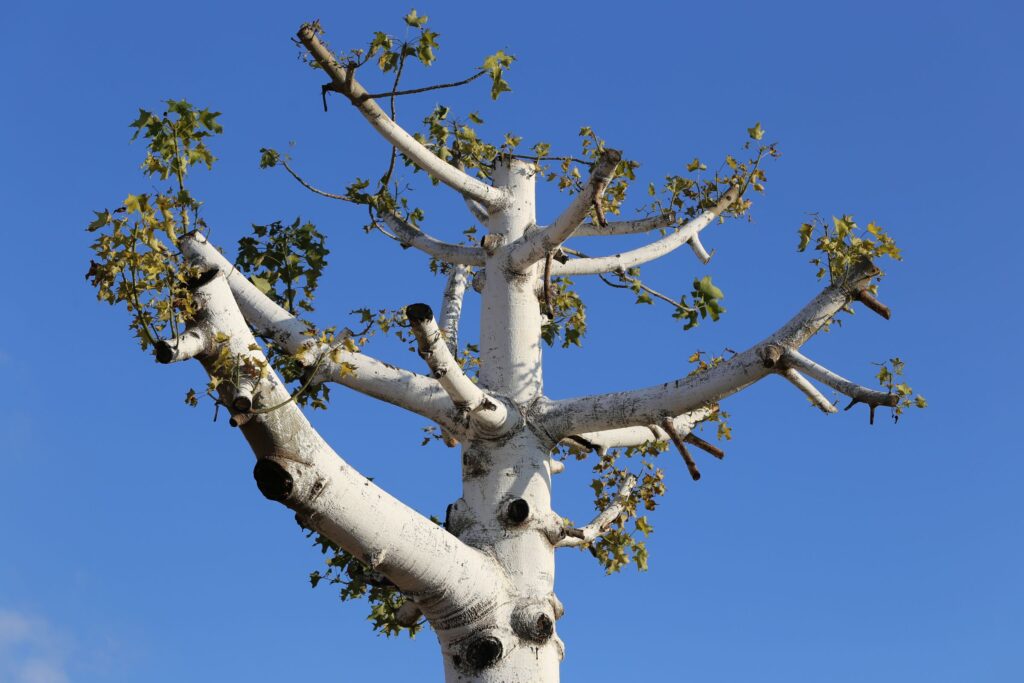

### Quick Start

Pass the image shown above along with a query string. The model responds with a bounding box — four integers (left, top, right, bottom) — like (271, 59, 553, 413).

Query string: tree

(85, 13, 923, 682)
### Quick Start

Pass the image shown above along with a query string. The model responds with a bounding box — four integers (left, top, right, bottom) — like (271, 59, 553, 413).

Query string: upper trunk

(432, 158, 563, 681)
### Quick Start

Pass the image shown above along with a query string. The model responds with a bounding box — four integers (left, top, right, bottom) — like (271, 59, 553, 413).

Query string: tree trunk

(430, 159, 563, 681)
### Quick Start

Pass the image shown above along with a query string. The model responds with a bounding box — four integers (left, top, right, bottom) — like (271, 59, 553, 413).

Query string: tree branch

(159, 270, 504, 631)
(557, 475, 637, 548)
(552, 188, 739, 276)
(377, 212, 486, 266)
(779, 367, 838, 413)
(297, 23, 508, 210)
(534, 259, 880, 441)
(180, 233, 463, 430)
(154, 328, 210, 364)
(439, 264, 470, 356)
(277, 158, 483, 265)
(570, 213, 676, 238)
(507, 149, 622, 269)
(781, 349, 897, 413)
(560, 406, 718, 454)
(662, 417, 702, 480)
(688, 234, 712, 264)
(406, 303, 514, 436)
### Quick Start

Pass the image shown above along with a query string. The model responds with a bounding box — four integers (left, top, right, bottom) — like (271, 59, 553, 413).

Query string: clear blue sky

(2, 1, 1021, 681)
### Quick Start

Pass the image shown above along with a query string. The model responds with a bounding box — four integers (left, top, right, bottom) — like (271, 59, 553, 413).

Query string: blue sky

(1, 1, 1021, 680)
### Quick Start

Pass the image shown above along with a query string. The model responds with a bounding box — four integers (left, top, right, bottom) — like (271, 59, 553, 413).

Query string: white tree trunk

(436, 160, 563, 681)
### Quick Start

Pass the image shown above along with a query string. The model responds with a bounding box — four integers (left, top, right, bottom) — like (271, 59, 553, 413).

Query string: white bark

(553, 188, 739, 276)
(477, 160, 545, 405)
(440, 264, 470, 356)
(781, 349, 898, 409)
(379, 212, 486, 266)
(689, 234, 712, 264)
(780, 367, 839, 413)
(565, 406, 718, 454)
(570, 213, 675, 238)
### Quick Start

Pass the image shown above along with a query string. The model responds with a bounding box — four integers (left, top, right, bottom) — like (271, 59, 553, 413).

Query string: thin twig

(281, 160, 352, 202)
(360, 69, 487, 100)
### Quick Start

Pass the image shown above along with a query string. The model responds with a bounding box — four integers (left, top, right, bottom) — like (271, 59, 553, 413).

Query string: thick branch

(440, 264, 470, 355)
(377, 213, 485, 266)
(297, 24, 508, 210)
(557, 475, 637, 548)
(406, 303, 513, 436)
(553, 188, 739, 276)
(180, 233, 462, 430)
(535, 260, 879, 441)
(507, 150, 622, 269)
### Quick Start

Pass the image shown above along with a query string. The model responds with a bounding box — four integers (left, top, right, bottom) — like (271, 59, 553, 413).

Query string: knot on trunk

(511, 602, 555, 643)
(253, 458, 293, 502)
(503, 497, 531, 526)
(457, 635, 504, 671)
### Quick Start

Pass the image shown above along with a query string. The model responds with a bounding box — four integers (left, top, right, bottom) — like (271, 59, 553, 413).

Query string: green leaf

(403, 9, 428, 27)
(747, 122, 765, 140)
(696, 275, 724, 300)
(250, 275, 272, 293)
(797, 222, 814, 252)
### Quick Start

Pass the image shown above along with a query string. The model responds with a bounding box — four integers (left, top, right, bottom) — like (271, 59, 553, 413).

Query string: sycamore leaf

(696, 275, 724, 300)
(403, 9, 428, 27)
(250, 275, 272, 293)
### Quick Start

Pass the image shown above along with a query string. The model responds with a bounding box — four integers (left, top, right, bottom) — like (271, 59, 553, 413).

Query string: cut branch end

(855, 289, 892, 320)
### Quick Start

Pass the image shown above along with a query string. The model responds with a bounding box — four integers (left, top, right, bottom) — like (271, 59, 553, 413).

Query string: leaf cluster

(875, 357, 927, 421)
(307, 531, 423, 638)
(798, 214, 901, 283)
(643, 125, 779, 225)
(130, 100, 222, 190)
(585, 443, 668, 574)
(86, 100, 221, 350)
(236, 218, 329, 316)
(541, 276, 587, 348)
